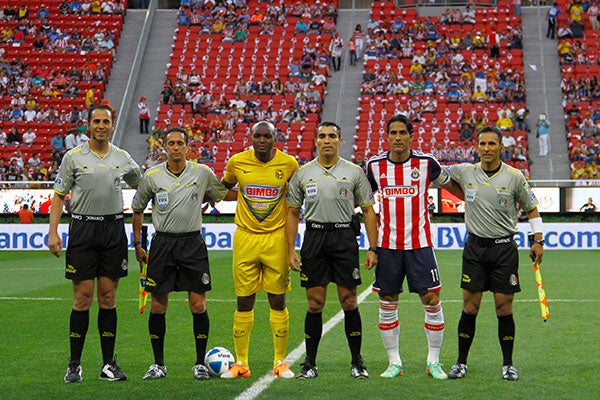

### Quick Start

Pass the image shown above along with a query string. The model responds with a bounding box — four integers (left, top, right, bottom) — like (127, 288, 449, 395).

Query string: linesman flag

(532, 261, 550, 322)
(138, 225, 149, 313)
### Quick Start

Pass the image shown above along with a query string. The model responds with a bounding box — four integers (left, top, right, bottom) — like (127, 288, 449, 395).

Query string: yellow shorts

(232, 226, 291, 297)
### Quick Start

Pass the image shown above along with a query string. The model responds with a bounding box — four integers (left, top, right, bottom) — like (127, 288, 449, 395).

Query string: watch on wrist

(368, 247, 377, 252)
(133, 241, 141, 246)
(534, 239, 545, 246)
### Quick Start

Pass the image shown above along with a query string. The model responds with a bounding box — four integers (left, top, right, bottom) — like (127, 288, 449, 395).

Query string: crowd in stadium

(3, 0, 600, 186)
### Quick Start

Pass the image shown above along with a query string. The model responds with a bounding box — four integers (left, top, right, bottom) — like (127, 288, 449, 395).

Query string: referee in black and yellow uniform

(48, 104, 142, 383)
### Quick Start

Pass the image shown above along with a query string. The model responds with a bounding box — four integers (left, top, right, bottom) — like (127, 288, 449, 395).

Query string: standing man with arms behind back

(366, 114, 464, 380)
(48, 104, 142, 383)
(286, 122, 378, 379)
(220, 121, 299, 379)
(131, 127, 230, 381)
(446, 126, 544, 381)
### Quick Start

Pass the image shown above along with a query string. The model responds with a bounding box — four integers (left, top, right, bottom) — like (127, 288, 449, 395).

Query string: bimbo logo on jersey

(382, 185, 418, 198)
(244, 185, 281, 199)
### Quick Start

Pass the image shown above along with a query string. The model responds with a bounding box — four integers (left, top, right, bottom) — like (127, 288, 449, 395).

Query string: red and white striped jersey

(366, 150, 449, 250)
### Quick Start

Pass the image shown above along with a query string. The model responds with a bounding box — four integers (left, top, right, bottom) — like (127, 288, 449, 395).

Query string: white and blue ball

(204, 347, 235, 376)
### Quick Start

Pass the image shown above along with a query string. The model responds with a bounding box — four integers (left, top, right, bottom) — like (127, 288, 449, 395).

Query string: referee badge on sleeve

(156, 191, 169, 209)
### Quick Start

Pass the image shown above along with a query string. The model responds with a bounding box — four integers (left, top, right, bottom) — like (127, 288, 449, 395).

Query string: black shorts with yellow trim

(146, 231, 211, 294)
(461, 233, 521, 293)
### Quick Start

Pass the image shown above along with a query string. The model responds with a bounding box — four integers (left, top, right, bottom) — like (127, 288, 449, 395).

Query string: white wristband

(529, 217, 543, 234)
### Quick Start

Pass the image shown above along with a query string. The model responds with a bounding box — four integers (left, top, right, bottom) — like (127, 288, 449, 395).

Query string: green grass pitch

(0, 250, 597, 399)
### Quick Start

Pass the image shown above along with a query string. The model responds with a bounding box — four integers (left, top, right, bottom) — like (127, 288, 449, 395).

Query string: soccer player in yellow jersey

(221, 121, 299, 379)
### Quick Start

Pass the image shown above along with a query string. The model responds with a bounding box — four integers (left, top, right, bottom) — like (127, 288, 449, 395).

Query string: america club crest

(275, 169, 284, 179)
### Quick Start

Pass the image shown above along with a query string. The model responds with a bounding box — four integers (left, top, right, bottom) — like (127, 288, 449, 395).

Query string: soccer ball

(204, 347, 235, 376)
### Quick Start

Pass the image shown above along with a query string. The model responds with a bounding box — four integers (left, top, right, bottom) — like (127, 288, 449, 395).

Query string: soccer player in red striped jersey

(365, 114, 463, 380)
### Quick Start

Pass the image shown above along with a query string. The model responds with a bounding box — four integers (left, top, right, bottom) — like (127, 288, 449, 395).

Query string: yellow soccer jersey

(224, 149, 298, 233)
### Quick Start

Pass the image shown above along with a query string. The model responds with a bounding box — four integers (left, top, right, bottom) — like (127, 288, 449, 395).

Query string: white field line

(233, 284, 375, 400)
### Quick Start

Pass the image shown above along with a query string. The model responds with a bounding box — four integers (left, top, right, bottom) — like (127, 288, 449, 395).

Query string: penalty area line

(233, 284, 375, 400)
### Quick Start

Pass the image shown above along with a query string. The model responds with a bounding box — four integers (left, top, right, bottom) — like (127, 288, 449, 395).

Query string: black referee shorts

(65, 214, 128, 280)
(461, 234, 521, 294)
(299, 228, 361, 288)
(146, 232, 211, 294)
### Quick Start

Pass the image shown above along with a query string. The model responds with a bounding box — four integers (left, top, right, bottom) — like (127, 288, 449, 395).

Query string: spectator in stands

(348, 35, 357, 66)
(259, 19, 274, 35)
(248, 7, 263, 26)
(19, 203, 34, 223)
(3, 3, 16, 19)
(513, 139, 529, 161)
(501, 130, 517, 161)
(16, 3, 28, 20)
(27, 152, 43, 168)
(101, 0, 117, 14)
(588, 2, 600, 31)
(64, 80, 80, 98)
(472, 31, 486, 49)
(460, 119, 475, 142)
(472, 85, 488, 102)
(51, 132, 65, 161)
(37, 4, 50, 20)
(138, 96, 150, 134)
(546, 2, 561, 39)
(7, 126, 20, 145)
(98, 36, 115, 57)
(47, 160, 60, 182)
(161, 79, 174, 105)
(496, 111, 515, 132)
(295, 18, 308, 33)
(9, 105, 23, 121)
(463, 5, 476, 24)
(199, 144, 214, 163)
(90, 0, 102, 14)
(69, 0, 83, 14)
(580, 197, 597, 213)
(581, 118, 599, 138)
(65, 130, 78, 150)
(23, 106, 37, 122)
(536, 114, 550, 157)
(557, 39, 573, 64)
(178, 10, 190, 26)
(44, 106, 60, 122)
(353, 24, 365, 59)
(22, 127, 36, 145)
(487, 24, 501, 58)
(76, 125, 90, 145)
(507, 28, 523, 50)
(67, 106, 82, 124)
(514, 107, 530, 132)
(322, 17, 336, 34)
(329, 32, 343, 72)
(569, 0, 585, 25)
(557, 26, 573, 40)
(0, 158, 6, 180)
(307, 18, 322, 35)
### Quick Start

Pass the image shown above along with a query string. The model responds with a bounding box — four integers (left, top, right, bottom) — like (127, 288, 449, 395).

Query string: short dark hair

(87, 104, 115, 124)
(476, 125, 502, 142)
(386, 114, 413, 136)
(164, 127, 189, 144)
(316, 121, 341, 138)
